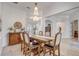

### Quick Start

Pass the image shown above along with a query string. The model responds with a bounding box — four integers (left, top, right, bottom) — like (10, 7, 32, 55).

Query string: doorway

(72, 20, 78, 40)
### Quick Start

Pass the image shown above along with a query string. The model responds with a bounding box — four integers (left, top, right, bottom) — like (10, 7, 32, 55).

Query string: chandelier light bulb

(35, 7, 38, 10)
(34, 6, 39, 15)
(33, 16, 39, 21)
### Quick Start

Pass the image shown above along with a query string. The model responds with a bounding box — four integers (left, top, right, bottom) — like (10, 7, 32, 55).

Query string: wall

(1, 3, 27, 47)
(45, 15, 72, 39)
(0, 3, 2, 55)
(45, 8, 79, 39)
(73, 12, 79, 40)
(78, 19, 79, 40)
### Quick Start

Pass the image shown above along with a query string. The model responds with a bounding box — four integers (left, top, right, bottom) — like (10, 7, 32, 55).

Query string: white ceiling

(4, 2, 79, 17)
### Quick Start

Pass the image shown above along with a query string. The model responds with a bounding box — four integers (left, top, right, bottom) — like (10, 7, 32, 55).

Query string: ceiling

(5, 2, 53, 16)
(2, 2, 79, 23)
(5, 2, 79, 17)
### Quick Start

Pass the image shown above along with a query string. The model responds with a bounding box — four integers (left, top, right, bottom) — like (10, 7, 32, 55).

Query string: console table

(9, 32, 21, 45)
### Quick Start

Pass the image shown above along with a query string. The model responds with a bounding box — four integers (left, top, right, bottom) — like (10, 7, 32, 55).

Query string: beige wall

(1, 3, 27, 47)
(0, 3, 2, 55)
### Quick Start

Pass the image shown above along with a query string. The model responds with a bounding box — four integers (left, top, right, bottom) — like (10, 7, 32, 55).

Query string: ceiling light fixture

(30, 3, 42, 21)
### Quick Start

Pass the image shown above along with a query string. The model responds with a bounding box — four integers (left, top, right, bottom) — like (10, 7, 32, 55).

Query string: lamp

(30, 3, 42, 21)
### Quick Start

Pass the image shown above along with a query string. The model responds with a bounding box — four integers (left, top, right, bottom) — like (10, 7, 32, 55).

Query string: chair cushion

(32, 42, 39, 45)
(44, 44, 54, 48)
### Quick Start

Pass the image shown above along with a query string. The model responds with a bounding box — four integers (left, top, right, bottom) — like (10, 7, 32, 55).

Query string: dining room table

(30, 35, 54, 43)
(30, 35, 55, 55)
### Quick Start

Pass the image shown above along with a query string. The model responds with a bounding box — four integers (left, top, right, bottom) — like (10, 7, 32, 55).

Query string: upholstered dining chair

(20, 32, 24, 51)
(42, 27, 62, 56)
(22, 32, 40, 56)
(20, 32, 25, 54)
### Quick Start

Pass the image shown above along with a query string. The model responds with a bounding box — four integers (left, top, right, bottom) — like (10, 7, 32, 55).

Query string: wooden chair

(43, 27, 62, 56)
(22, 32, 40, 56)
(20, 32, 25, 54)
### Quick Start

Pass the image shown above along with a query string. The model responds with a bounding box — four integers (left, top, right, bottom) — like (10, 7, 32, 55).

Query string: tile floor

(1, 39, 79, 56)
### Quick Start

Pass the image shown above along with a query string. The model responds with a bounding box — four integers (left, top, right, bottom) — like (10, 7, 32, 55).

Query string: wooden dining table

(30, 35, 54, 55)
(30, 35, 54, 43)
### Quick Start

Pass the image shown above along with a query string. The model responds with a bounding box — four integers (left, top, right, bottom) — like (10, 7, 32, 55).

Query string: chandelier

(30, 3, 42, 21)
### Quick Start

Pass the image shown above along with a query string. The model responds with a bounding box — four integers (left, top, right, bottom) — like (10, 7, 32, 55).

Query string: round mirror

(14, 22, 22, 29)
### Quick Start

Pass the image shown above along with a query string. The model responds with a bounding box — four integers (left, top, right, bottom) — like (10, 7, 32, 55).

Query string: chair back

(54, 27, 62, 47)
(23, 32, 30, 46)
(20, 32, 24, 41)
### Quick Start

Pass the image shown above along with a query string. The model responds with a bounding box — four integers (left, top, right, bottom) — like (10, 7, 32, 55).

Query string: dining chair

(42, 27, 62, 56)
(22, 32, 40, 56)
(20, 32, 25, 55)
(20, 32, 24, 51)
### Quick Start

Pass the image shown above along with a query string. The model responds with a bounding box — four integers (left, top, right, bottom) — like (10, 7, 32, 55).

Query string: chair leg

(23, 48, 25, 55)
(25, 52, 27, 56)
(21, 43, 22, 51)
(23, 44, 26, 55)
(58, 46, 60, 56)
(49, 49, 51, 55)
(29, 52, 31, 56)
(43, 48, 46, 56)
(37, 45, 41, 56)
(38, 47, 40, 56)
(53, 49, 55, 56)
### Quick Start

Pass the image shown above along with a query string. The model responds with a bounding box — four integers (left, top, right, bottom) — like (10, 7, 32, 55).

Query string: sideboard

(9, 32, 21, 45)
